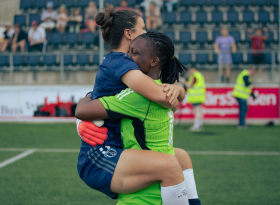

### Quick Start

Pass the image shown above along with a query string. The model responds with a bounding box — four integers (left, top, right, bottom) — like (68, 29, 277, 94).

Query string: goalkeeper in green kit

(76, 32, 201, 205)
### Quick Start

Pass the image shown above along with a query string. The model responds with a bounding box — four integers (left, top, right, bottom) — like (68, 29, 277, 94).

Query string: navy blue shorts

(77, 145, 124, 199)
(192, 103, 202, 107)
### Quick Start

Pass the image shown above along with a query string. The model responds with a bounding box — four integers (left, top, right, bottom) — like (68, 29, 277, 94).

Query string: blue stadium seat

(211, 11, 223, 23)
(210, 0, 223, 6)
(34, 0, 46, 9)
(227, 11, 239, 23)
(81, 32, 95, 44)
(20, 0, 32, 10)
(77, 0, 89, 7)
(179, 31, 192, 43)
(195, 0, 208, 6)
(0, 56, 9, 67)
(213, 54, 218, 64)
(229, 31, 241, 43)
(255, 0, 268, 6)
(179, 53, 192, 64)
(164, 31, 175, 42)
(93, 55, 100, 65)
(225, 0, 238, 6)
(106, 0, 119, 6)
(180, 12, 192, 24)
(164, 13, 177, 24)
(274, 12, 278, 23)
(258, 11, 270, 23)
(212, 31, 220, 42)
(65, 33, 79, 44)
(76, 54, 90, 66)
(49, 32, 63, 45)
(43, 55, 57, 66)
(270, 0, 278, 6)
(196, 11, 207, 23)
(243, 11, 254, 23)
(63, 55, 73, 66)
(196, 54, 209, 64)
(180, 0, 193, 7)
(240, 0, 253, 6)
(27, 55, 41, 66)
(232, 53, 243, 64)
(51, 0, 60, 8)
(14, 15, 26, 26)
(62, 0, 75, 8)
(127, 0, 135, 6)
(29, 14, 41, 26)
(13, 55, 25, 66)
(276, 52, 279, 64)
(266, 31, 274, 43)
(264, 53, 272, 64)
(196, 31, 208, 43)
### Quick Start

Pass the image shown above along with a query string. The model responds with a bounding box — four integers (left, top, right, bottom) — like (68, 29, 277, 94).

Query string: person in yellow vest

(180, 67, 206, 131)
(233, 68, 256, 129)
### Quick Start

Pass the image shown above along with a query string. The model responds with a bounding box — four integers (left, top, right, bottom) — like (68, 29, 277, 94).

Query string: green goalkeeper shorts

(117, 183, 162, 205)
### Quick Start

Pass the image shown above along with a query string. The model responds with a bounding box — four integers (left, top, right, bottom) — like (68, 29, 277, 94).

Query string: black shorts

(252, 54, 264, 65)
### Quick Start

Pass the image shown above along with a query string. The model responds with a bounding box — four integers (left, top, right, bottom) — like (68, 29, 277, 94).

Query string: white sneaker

(190, 125, 202, 131)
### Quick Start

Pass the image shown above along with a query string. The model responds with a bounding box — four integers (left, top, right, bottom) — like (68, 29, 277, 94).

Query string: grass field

(0, 123, 279, 205)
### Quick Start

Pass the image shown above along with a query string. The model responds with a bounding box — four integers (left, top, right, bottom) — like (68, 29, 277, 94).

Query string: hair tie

(170, 56, 175, 60)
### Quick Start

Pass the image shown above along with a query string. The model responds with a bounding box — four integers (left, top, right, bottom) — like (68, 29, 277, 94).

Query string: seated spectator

(1, 23, 14, 52)
(11, 24, 27, 53)
(141, 0, 163, 11)
(68, 8, 83, 33)
(116, 0, 132, 11)
(165, 0, 178, 13)
(85, 1, 98, 33)
(56, 4, 69, 33)
(28, 21, 46, 52)
(134, 5, 143, 17)
(40, 1, 57, 31)
(145, 1, 161, 30)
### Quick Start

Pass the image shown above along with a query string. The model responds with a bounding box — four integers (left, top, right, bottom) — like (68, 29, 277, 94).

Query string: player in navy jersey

(76, 5, 201, 205)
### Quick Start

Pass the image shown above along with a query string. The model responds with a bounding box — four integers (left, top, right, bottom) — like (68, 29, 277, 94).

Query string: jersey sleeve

(99, 89, 150, 121)
(109, 55, 140, 81)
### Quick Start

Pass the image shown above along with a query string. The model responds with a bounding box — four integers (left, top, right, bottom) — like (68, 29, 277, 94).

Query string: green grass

(0, 123, 280, 205)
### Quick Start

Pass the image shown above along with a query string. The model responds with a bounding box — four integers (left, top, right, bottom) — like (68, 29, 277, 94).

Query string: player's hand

(76, 119, 108, 147)
(161, 84, 180, 105)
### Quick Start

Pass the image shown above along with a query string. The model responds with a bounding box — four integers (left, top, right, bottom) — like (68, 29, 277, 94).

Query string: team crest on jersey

(100, 146, 117, 158)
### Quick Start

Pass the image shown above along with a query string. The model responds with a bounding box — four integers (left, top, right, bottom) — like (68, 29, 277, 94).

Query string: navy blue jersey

(81, 52, 140, 148)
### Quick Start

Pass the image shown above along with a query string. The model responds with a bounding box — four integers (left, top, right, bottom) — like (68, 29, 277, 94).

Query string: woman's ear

(151, 57, 159, 67)
(124, 29, 132, 40)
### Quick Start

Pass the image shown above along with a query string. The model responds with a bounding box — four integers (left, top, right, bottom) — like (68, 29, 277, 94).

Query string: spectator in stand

(214, 28, 237, 83)
(247, 28, 269, 83)
(141, 0, 163, 10)
(40, 1, 57, 31)
(28, 21, 46, 52)
(165, 0, 178, 12)
(56, 4, 69, 33)
(68, 8, 83, 33)
(145, 1, 161, 30)
(134, 5, 143, 17)
(1, 23, 14, 52)
(85, 1, 98, 33)
(116, 0, 132, 11)
(11, 24, 27, 53)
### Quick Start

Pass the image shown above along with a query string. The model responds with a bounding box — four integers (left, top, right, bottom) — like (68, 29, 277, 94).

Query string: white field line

(0, 148, 280, 156)
(0, 149, 35, 169)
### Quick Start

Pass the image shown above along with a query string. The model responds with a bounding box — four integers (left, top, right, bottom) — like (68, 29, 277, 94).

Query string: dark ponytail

(95, 4, 140, 50)
(139, 32, 187, 84)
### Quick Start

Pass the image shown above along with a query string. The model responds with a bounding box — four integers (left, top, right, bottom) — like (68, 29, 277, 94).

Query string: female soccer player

(76, 5, 201, 205)
(76, 32, 200, 204)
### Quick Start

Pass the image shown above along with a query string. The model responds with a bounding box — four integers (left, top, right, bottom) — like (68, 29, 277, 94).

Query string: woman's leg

(111, 149, 189, 205)
(146, 17, 151, 30)
(225, 64, 230, 83)
(88, 20, 96, 32)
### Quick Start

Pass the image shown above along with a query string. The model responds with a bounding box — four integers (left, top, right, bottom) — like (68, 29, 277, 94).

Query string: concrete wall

(0, 0, 20, 26)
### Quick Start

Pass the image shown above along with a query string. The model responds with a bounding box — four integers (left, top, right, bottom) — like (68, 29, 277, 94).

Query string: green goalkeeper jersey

(99, 79, 175, 205)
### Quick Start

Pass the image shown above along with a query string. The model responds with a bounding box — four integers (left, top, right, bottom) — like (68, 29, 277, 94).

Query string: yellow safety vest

(233, 70, 252, 100)
(187, 71, 206, 104)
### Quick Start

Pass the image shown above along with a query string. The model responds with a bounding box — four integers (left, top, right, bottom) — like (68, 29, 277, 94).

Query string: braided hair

(139, 32, 187, 84)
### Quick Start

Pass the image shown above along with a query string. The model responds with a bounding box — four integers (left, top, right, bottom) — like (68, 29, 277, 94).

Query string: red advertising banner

(174, 86, 280, 119)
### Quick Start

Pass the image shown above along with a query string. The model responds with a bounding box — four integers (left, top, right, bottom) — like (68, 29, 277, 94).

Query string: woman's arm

(75, 95, 109, 121)
(121, 70, 178, 109)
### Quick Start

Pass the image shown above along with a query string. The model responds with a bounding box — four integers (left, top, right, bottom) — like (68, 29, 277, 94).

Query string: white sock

(161, 181, 189, 205)
(199, 119, 203, 127)
(194, 119, 200, 128)
(183, 169, 199, 199)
